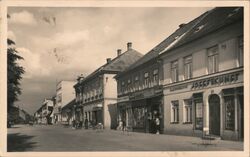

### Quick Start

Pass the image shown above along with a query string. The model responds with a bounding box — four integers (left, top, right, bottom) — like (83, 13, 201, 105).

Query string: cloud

(8, 30, 16, 41)
(53, 30, 90, 46)
(9, 10, 37, 26)
(16, 47, 50, 78)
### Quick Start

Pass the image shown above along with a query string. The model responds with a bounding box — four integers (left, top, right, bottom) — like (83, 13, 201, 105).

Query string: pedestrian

(122, 119, 126, 132)
(84, 119, 88, 129)
(155, 117, 160, 134)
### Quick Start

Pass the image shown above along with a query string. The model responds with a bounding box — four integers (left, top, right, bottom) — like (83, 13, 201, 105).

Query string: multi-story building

(115, 7, 244, 141)
(114, 9, 208, 133)
(53, 80, 76, 123)
(61, 99, 76, 125)
(74, 42, 143, 129)
(159, 7, 243, 141)
(34, 98, 54, 124)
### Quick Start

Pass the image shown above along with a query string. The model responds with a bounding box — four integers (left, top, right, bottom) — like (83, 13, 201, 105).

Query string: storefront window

(171, 101, 179, 123)
(184, 99, 192, 123)
(132, 107, 146, 128)
(195, 100, 203, 130)
(207, 45, 219, 74)
(224, 96, 235, 130)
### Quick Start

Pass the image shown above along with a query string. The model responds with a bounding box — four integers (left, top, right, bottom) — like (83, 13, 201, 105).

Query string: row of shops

(33, 7, 245, 141)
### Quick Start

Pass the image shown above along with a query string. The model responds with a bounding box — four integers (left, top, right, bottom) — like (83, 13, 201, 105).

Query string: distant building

(34, 98, 54, 124)
(61, 99, 76, 125)
(74, 42, 143, 129)
(53, 81, 76, 124)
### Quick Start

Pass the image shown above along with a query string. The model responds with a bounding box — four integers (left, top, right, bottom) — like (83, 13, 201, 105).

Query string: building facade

(159, 7, 244, 140)
(53, 80, 76, 124)
(114, 9, 206, 133)
(34, 98, 54, 124)
(74, 42, 142, 129)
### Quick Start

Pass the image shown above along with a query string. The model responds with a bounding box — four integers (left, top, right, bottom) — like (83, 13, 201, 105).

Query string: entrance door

(209, 94, 220, 135)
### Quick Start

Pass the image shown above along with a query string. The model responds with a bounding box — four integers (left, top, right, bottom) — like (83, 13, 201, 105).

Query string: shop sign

(170, 84, 188, 91)
(130, 88, 161, 100)
(191, 72, 240, 90)
(117, 96, 129, 103)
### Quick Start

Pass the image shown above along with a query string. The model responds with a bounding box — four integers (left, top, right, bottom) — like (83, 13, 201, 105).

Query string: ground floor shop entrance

(209, 94, 221, 136)
(130, 96, 163, 133)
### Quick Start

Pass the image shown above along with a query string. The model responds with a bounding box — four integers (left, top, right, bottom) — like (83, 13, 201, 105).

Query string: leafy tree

(7, 39, 25, 112)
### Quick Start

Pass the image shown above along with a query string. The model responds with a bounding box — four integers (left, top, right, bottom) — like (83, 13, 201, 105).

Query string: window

(132, 107, 146, 128)
(171, 60, 178, 82)
(224, 96, 235, 130)
(207, 46, 219, 74)
(127, 79, 131, 92)
(144, 72, 149, 88)
(238, 36, 243, 67)
(134, 75, 139, 91)
(194, 100, 203, 130)
(184, 55, 192, 79)
(183, 99, 192, 123)
(153, 69, 159, 86)
(171, 101, 179, 123)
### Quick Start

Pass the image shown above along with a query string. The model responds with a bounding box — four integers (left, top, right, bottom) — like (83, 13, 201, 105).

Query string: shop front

(117, 87, 163, 134)
(164, 69, 244, 140)
(83, 102, 103, 127)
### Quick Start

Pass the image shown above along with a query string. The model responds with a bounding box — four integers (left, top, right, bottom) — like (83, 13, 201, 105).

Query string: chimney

(117, 49, 122, 56)
(106, 58, 112, 64)
(127, 42, 132, 50)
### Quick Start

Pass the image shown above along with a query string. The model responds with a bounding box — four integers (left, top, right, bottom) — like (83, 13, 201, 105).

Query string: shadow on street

(8, 133, 37, 152)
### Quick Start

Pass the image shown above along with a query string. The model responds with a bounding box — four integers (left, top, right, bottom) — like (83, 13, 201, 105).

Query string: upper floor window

(207, 45, 219, 74)
(127, 79, 131, 92)
(171, 60, 178, 82)
(134, 75, 139, 91)
(153, 69, 159, 85)
(184, 55, 192, 80)
(238, 36, 243, 67)
(144, 72, 149, 88)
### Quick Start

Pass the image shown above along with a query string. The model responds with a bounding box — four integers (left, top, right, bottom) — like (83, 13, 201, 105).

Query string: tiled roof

(168, 7, 243, 51)
(116, 9, 209, 78)
(116, 7, 243, 78)
(79, 49, 143, 84)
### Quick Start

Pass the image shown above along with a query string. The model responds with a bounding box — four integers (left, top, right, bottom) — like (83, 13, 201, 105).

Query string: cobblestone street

(7, 124, 243, 152)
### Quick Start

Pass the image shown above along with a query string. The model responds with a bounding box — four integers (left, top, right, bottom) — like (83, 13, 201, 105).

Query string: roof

(62, 99, 76, 110)
(116, 9, 209, 78)
(167, 7, 243, 51)
(76, 48, 143, 85)
(116, 7, 243, 78)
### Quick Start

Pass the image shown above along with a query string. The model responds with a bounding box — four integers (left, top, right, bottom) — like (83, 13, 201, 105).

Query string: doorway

(209, 94, 220, 136)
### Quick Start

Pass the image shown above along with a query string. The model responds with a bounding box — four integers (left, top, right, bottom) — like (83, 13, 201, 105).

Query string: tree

(7, 38, 25, 112)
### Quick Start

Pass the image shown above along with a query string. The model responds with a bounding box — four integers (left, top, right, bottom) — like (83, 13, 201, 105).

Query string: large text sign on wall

(191, 72, 241, 89)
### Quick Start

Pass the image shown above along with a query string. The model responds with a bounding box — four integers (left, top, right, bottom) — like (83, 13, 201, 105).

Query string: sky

(7, 7, 212, 115)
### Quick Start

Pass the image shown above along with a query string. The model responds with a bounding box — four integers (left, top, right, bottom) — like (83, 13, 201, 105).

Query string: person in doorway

(155, 117, 160, 134)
